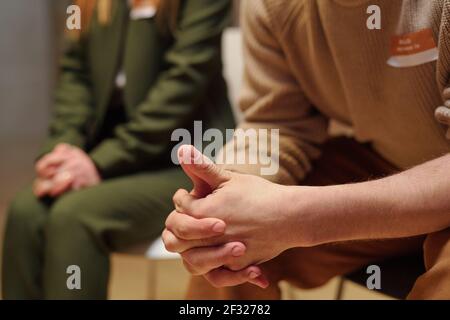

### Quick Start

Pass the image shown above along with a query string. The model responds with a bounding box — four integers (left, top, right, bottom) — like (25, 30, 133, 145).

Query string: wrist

(283, 184, 346, 248)
(280, 185, 320, 248)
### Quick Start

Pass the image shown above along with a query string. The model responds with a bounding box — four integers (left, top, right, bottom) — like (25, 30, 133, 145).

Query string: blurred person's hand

(35, 143, 73, 179)
(162, 145, 308, 288)
(33, 143, 101, 197)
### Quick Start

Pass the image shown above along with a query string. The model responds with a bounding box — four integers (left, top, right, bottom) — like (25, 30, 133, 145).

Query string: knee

(6, 187, 44, 232)
(47, 193, 86, 232)
(47, 190, 105, 237)
(2, 187, 48, 255)
(46, 191, 113, 254)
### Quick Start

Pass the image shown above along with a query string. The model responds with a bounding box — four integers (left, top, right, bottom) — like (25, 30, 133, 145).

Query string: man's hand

(435, 87, 450, 138)
(163, 145, 304, 288)
(33, 143, 101, 197)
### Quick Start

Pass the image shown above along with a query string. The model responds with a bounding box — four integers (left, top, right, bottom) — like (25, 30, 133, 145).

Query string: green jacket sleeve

(39, 35, 94, 157)
(89, 0, 231, 178)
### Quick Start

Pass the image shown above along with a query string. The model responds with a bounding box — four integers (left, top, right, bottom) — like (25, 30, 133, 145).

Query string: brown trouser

(186, 138, 450, 300)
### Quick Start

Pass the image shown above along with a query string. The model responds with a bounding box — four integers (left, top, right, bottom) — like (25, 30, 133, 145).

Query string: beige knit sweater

(219, 0, 450, 184)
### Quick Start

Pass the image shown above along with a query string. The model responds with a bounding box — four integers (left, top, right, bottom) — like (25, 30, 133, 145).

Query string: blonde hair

(72, 0, 180, 38)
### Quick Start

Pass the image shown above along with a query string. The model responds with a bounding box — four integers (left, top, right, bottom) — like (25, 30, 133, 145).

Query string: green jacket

(42, 0, 234, 178)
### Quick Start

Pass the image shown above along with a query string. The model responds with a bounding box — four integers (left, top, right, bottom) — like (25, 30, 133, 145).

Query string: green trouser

(2, 167, 190, 299)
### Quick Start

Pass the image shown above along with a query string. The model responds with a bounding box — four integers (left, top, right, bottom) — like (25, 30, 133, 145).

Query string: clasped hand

(33, 143, 101, 197)
(163, 145, 309, 289)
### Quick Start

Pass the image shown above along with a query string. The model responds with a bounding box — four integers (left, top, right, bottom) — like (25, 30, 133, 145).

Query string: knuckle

(162, 239, 171, 251)
(165, 214, 174, 229)
(183, 252, 202, 269)
(161, 229, 170, 244)
(162, 233, 177, 252)
(182, 259, 201, 276)
(180, 196, 190, 210)
(173, 189, 186, 201)
(164, 240, 176, 252)
(172, 191, 181, 204)
(176, 224, 188, 238)
(226, 261, 243, 272)
(198, 237, 217, 248)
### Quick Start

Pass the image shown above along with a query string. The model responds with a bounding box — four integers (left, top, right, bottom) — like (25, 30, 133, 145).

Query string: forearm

(289, 154, 450, 246)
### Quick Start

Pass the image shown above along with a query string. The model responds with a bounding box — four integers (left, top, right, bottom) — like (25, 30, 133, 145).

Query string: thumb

(178, 145, 230, 197)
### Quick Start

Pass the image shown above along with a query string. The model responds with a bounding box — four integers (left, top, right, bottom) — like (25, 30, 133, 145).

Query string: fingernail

(231, 245, 245, 257)
(192, 147, 202, 163)
(248, 271, 260, 279)
(212, 222, 225, 233)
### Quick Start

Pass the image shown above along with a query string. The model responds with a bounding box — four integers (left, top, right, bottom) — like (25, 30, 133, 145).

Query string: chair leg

(335, 277, 346, 300)
(286, 282, 297, 300)
(146, 260, 157, 299)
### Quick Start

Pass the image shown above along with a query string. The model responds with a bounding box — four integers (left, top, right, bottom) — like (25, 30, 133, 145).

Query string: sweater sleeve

(218, 0, 328, 185)
(39, 35, 94, 158)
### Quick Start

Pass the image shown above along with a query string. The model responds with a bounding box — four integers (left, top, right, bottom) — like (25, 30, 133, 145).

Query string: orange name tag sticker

(387, 28, 438, 68)
(130, 0, 158, 20)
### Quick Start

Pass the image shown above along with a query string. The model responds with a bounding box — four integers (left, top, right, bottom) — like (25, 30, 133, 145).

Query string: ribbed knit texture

(219, 0, 450, 185)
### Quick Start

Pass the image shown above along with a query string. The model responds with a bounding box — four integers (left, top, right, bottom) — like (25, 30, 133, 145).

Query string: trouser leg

(2, 187, 50, 299)
(42, 167, 190, 299)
